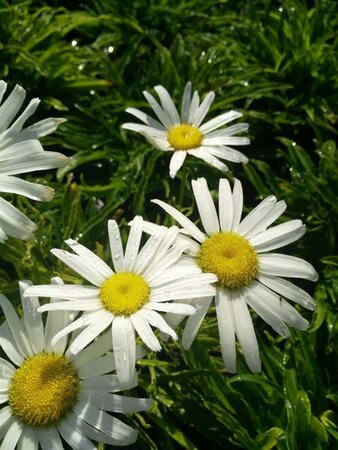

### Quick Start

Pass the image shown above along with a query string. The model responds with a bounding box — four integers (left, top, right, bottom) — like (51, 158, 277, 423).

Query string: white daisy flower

(121, 82, 250, 178)
(24, 217, 217, 384)
(148, 177, 318, 373)
(0, 80, 68, 242)
(0, 278, 152, 449)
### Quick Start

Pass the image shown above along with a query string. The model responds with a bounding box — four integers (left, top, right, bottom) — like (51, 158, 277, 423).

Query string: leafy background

(0, 0, 337, 448)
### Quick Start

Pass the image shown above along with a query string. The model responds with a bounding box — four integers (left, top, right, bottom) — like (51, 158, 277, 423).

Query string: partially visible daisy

(24, 217, 217, 384)
(122, 82, 249, 178)
(149, 177, 318, 373)
(0, 278, 152, 449)
(0, 80, 68, 242)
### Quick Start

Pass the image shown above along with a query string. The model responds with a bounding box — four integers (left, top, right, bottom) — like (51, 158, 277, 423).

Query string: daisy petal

(0, 294, 32, 358)
(199, 110, 242, 134)
(44, 277, 75, 354)
(169, 151, 187, 179)
(215, 291, 237, 373)
(219, 178, 233, 231)
(245, 200, 287, 239)
(108, 220, 124, 273)
(203, 136, 250, 146)
(251, 281, 309, 330)
(205, 123, 249, 138)
(52, 312, 103, 348)
(232, 291, 261, 372)
(124, 216, 143, 272)
(0, 175, 54, 201)
(147, 302, 196, 315)
(57, 418, 96, 450)
(259, 253, 318, 281)
(17, 425, 38, 450)
(141, 309, 177, 340)
(141, 131, 171, 151)
(188, 91, 200, 123)
(0, 81, 7, 103)
(20, 280, 44, 355)
(65, 239, 113, 279)
(207, 146, 249, 163)
(181, 82, 192, 123)
(0, 323, 24, 366)
(124, 107, 165, 130)
(35, 426, 62, 450)
(154, 85, 180, 125)
(67, 311, 112, 356)
(0, 197, 36, 240)
(257, 274, 315, 310)
(133, 226, 167, 276)
(80, 392, 152, 413)
(246, 286, 290, 337)
(0, 84, 26, 133)
(130, 313, 161, 351)
(0, 406, 12, 429)
(250, 220, 305, 252)
(152, 198, 206, 243)
(192, 91, 215, 127)
(112, 316, 136, 387)
(4, 98, 40, 136)
(1, 419, 23, 450)
(182, 296, 213, 350)
(78, 354, 115, 379)
(51, 249, 106, 287)
(238, 195, 277, 236)
(143, 90, 172, 128)
(22, 117, 67, 139)
(192, 177, 219, 235)
(80, 374, 137, 393)
(188, 147, 229, 172)
(73, 403, 138, 444)
(0, 357, 15, 380)
(71, 332, 112, 368)
(25, 284, 99, 301)
(231, 179, 243, 231)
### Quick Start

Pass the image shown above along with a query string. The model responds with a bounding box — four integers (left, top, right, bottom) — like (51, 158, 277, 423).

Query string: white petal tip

(311, 272, 319, 282)
(248, 361, 261, 373)
(305, 302, 316, 311)
(54, 117, 67, 126)
(42, 187, 55, 201)
(296, 319, 310, 331)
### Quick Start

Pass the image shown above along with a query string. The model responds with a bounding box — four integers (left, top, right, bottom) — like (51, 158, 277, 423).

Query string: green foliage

(0, 0, 337, 448)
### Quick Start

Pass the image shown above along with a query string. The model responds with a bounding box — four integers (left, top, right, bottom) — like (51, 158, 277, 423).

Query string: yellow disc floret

(100, 272, 150, 316)
(197, 232, 258, 289)
(8, 353, 79, 427)
(167, 124, 203, 150)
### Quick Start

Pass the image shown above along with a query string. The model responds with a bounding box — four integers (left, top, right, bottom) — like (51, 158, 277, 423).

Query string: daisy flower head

(24, 217, 217, 385)
(0, 278, 152, 449)
(151, 177, 318, 373)
(0, 80, 68, 242)
(121, 82, 250, 178)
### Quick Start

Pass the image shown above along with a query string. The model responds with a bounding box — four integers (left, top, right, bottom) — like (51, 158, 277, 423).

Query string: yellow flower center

(197, 232, 258, 289)
(8, 353, 79, 427)
(100, 272, 150, 316)
(167, 124, 203, 150)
